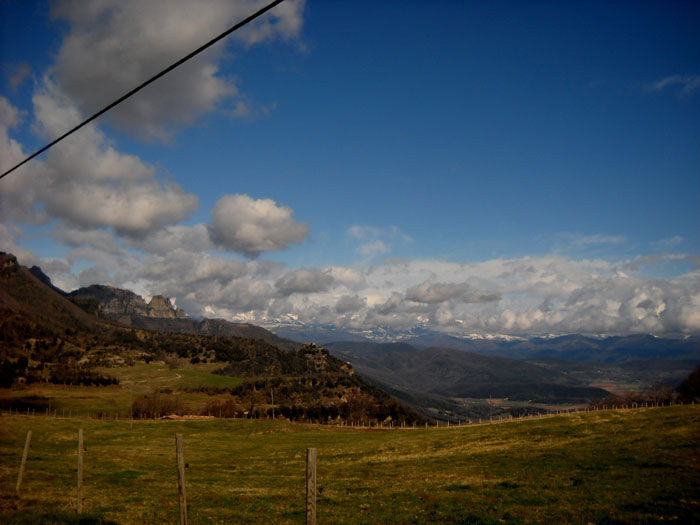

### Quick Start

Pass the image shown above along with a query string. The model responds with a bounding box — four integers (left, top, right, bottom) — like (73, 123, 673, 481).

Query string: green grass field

(0, 363, 244, 417)
(1, 405, 699, 524)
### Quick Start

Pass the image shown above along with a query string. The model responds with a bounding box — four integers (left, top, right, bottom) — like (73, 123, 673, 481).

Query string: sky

(1, 0, 699, 338)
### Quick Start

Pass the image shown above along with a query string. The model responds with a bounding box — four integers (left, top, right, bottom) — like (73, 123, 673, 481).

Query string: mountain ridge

(275, 324, 700, 363)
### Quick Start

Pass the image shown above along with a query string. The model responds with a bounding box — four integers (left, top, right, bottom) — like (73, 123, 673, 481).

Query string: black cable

(0, 0, 286, 181)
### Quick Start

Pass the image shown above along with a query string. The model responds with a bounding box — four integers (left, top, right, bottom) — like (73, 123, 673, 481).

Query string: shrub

(130, 392, 184, 418)
(202, 399, 243, 418)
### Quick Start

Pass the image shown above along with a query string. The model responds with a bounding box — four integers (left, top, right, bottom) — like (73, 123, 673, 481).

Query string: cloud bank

(14, 234, 699, 337)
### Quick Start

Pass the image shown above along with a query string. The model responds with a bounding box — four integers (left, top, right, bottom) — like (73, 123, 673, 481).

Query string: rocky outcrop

(0, 252, 19, 275)
(68, 285, 186, 319)
(148, 295, 187, 319)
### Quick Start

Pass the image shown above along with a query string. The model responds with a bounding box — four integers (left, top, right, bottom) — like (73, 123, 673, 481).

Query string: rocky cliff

(66, 283, 299, 350)
(68, 285, 186, 319)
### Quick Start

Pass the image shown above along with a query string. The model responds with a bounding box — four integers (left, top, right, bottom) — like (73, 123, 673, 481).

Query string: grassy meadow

(0, 362, 243, 417)
(1, 405, 699, 524)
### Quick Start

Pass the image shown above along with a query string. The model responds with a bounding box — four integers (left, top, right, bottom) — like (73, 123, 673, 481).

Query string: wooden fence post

(77, 429, 84, 514)
(16, 430, 31, 497)
(176, 434, 187, 525)
(306, 448, 317, 525)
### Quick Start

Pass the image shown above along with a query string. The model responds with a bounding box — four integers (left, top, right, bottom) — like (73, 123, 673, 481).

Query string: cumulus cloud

(49, 0, 305, 140)
(0, 97, 45, 224)
(405, 280, 500, 304)
(208, 194, 308, 257)
(373, 292, 404, 315)
(0, 88, 199, 236)
(335, 294, 366, 314)
(125, 224, 213, 255)
(327, 266, 366, 289)
(51, 226, 123, 254)
(275, 268, 334, 295)
(45, 179, 198, 237)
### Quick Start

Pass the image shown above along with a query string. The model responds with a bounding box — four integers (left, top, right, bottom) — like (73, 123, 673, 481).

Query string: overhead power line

(0, 0, 286, 181)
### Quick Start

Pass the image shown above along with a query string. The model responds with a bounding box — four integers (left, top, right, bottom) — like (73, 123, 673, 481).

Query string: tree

(677, 365, 700, 403)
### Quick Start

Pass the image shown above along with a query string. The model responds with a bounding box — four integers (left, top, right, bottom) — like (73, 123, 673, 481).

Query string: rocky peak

(148, 295, 187, 319)
(0, 252, 19, 274)
(68, 285, 187, 319)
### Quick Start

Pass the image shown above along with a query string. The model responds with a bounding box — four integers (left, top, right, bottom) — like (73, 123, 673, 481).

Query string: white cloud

(0, 97, 45, 224)
(405, 280, 500, 304)
(208, 194, 308, 257)
(0, 88, 199, 236)
(647, 74, 700, 96)
(326, 266, 366, 289)
(44, 179, 198, 237)
(275, 268, 335, 295)
(650, 235, 684, 250)
(49, 0, 305, 140)
(125, 224, 213, 255)
(52, 226, 123, 254)
(335, 294, 366, 314)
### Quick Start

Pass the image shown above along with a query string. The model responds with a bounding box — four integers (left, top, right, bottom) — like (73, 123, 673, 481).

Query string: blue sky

(1, 1, 699, 337)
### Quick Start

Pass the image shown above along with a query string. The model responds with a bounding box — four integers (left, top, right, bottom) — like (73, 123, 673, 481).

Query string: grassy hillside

(1, 405, 698, 524)
(0, 354, 422, 425)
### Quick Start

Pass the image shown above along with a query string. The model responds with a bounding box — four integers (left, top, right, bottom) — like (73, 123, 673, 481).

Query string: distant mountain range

(273, 325, 700, 364)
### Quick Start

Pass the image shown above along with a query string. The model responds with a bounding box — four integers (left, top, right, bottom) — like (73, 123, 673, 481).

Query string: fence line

(0, 399, 695, 430)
